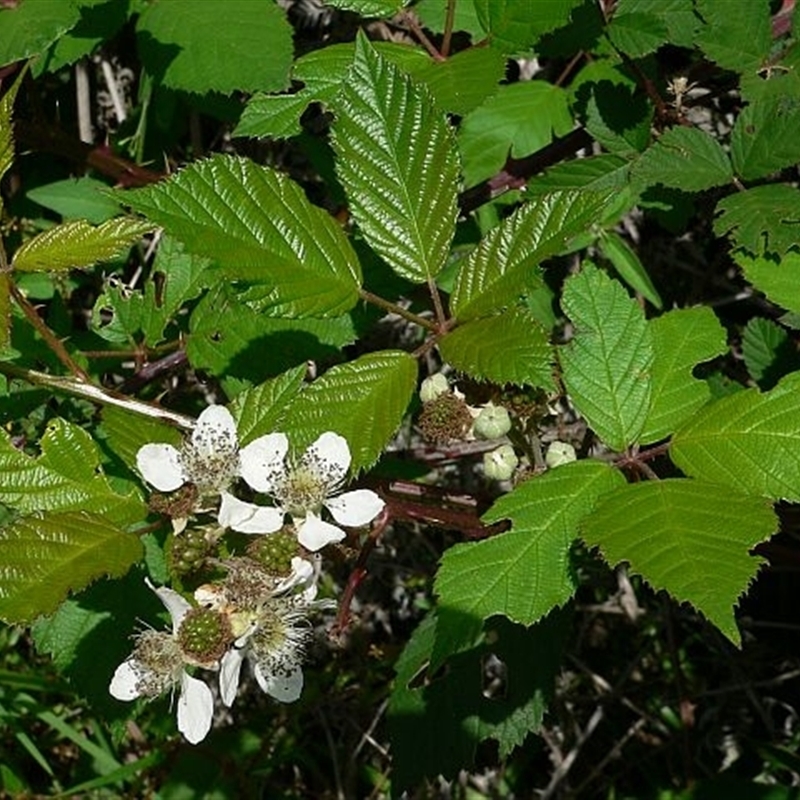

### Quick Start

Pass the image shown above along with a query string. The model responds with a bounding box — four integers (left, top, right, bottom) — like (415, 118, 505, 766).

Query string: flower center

(178, 607, 234, 665)
(132, 630, 185, 697)
(275, 466, 328, 517)
(250, 601, 310, 669)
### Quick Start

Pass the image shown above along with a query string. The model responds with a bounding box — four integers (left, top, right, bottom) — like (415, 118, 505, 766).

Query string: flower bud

(420, 373, 450, 403)
(483, 444, 519, 481)
(473, 402, 512, 440)
(545, 441, 577, 469)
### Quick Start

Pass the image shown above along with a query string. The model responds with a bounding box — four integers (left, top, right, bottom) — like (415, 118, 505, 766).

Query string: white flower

(219, 431, 385, 552)
(109, 580, 215, 745)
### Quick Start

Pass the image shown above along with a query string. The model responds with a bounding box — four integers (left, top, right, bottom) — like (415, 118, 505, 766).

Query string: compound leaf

(582, 479, 776, 645)
(12, 218, 151, 273)
(560, 264, 654, 451)
(671, 372, 800, 501)
(438, 309, 554, 389)
(120, 154, 361, 317)
(452, 190, 614, 321)
(332, 34, 459, 283)
(432, 460, 625, 668)
(640, 307, 728, 444)
(0, 511, 143, 625)
(280, 350, 418, 472)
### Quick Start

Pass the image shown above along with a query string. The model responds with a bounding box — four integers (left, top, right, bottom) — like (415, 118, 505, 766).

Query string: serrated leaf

(332, 34, 459, 283)
(438, 310, 554, 389)
(741, 318, 800, 390)
(389, 611, 567, 792)
(615, 0, 698, 48)
(415, 0, 484, 38)
(0, 274, 10, 351)
(324, 0, 405, 15)
(0, 66, 25, 190)
(280, 350, 417, 472)
(27, 177, 120, 224)
(100, 406, 182, 471)
(714, 185, 800, 257)
(526, 154, 631, 196)
(640, 307, 727, 444)
(186, 284, 357, 378)
(694, 0, 771, 76)
(560, 264, 653, 451)
(120, 154, 361, 317)
(0, 511, 143, 625)
(459, 81, 573, 188)
(0, 419, 144, 525)
(607, 10, 668, 57)
(228, 366, 306, 446)
(0, 0, 81, 66)
(598, 230, 662, 309)
(731, 95, 800, 181)
(737, 251, 800, 315)
(584, 80, 652, 156)
(233, 93, 309, 140)
(631, 126, 733, 192)
(136, 0, 292, 94)
(671, 372, 800, 501)
(452, 190, 614, 321)
(474, 0, 584, 51)
(432, 460, 625, 667)
(12, 218, 151, 273)
(582, 479, 776, 645)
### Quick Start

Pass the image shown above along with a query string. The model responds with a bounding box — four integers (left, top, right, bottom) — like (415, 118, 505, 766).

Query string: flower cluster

(112, 405, 384, 743)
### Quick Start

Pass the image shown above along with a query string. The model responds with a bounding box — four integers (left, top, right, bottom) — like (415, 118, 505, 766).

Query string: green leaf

(598, 230, 662, 309)
(323, 0, 405, 15)
(331, 34, 459, 283)
(228, 366, 306, 446)
(714, 185, 800, 257)
(100, 406, 182, 471)
(459, 81, 573, 188)
(615, 0, 698, 48)
(560, 264, 654, 451)
(415, 0, 484, 39)
(136, 0, 293, 94)
(631, 126, 733, 192)
(0, 511, 143, 625)
(474, 0, 584, 51)
(186, 284, 357, 379)
(583, 79, 652, 156)
(280, 350, 417, 472)
(0, 0, 81, 66)
(526, 154, 631, 196)
(438, 310, 554, 389)
(120, 154, 362, 317)
(389, 611, 567, 793)
(0, 419, 144, 525)
(0, 274, 10, 351)
(27, 177, 121, 224)
(0, 66, 25, 190)
(741, 318, 800, 390)
(731, 95, 800, 181)
(640, 307, 728, 444)
(12, 218, 151, 273)
(452, 190, 614, 321)
(694, 0, 771, 76)
(671, 372, 800, 501)
(582, 479, 776, 645)
(433, 460, 625, 667)
(737, 251, 800, 315)
(607, 10, 668, 57)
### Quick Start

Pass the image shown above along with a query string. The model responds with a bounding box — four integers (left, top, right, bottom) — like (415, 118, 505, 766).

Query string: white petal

(191, 405, 238, 458)
(218, 492, 284, 534)
(254, 661, 303, 703)
(273, 556, 315, 594)
(296, 512, 346, 552)
(147, 579, 193, 632)
(177, 672, 214, 745)
(301, 432, 350, 486)
(219, 648, 245, 707)
(109, 660, 142, 701)
(136, 444, 185, 491)
(239, 433, 289, 492)
(325, 489, 385, 527)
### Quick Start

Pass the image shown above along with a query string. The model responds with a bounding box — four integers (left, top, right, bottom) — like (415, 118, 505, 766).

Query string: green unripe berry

(177, 607, 233, 664)
(419, 393, 474, 444)
(246, 528, 299, 576)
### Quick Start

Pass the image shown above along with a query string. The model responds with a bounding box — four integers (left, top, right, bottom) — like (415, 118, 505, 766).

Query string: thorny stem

(441, 0, 457, 58)
(0, 362, 195, 429)
(9, 282, 91, 381)
(358, 288, 438, 331)
(401, 10, 445, 61)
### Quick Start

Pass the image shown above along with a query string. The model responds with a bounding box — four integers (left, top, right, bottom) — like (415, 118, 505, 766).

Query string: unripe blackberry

(419, 393, 474, 444)
(177, 607, 233, 664)
(148, 483, 199, 519)
(168, 528, 214, 576)
(246, 527, 299, 576)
